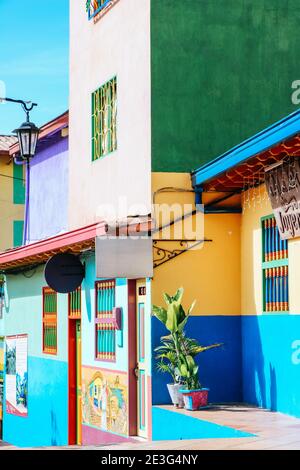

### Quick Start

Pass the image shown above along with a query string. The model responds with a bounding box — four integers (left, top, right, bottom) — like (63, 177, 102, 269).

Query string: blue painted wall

(242, 315, 300, 418)
(3, 357, 68, 447)
(152, 316, 242, 405)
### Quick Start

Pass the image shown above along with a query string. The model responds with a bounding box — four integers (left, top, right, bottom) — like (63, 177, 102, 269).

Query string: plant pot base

(167, 384, 185, 408)
(180, 388, 209, 411)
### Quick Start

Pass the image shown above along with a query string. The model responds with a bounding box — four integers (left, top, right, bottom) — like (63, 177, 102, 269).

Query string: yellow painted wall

(241, 184, 300, 315)
(0, 156, 24, 251)
(152, 173, 241, 316)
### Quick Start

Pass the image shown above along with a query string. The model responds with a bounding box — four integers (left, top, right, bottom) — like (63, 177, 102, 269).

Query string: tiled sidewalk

(1, 405, 300, 450)
(93, 405, 300, 451)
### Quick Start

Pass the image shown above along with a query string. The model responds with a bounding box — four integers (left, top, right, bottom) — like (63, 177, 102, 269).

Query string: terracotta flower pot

(180, 388, 209, 411)
(167, 383, 186, 408)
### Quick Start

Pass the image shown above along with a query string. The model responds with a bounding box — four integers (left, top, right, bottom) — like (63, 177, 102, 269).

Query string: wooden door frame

(68, 319, 77, 445)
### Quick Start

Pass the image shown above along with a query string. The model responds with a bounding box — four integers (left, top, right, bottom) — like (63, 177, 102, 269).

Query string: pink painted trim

(140, 303, 145, 360)
(82, 424, 136, 446)
(6, 401, 27, 418)
(0, 220, 152, 268)
(141, 373, 146, 429)
(147, 376, 152, 440)
(0, 222, 106, 265)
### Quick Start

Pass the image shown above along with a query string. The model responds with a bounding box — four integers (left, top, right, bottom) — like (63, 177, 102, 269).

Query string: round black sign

(44, 253, 85, 294)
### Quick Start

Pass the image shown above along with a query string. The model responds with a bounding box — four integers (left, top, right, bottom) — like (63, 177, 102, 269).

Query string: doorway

(136, 280, 148, 438)
(68, 288, 82, 445)
(0, 337, 4, 440)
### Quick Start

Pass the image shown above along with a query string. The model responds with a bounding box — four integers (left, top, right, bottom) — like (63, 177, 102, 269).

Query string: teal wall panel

(13, 220, 24, 248)
(4, 266, 68, 362)
(151, 0, 300, 172)
(13, 163, 25, 205)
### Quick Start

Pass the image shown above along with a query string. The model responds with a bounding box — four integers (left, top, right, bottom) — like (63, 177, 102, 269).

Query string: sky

(0, 0, 69, 135)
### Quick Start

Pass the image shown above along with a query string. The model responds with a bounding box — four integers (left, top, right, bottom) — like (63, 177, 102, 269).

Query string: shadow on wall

(240, 315, 300, 417)
(270, 364, 277, 412)
(242, 314, 266, 409)
(51, 408, 61, 446)
(151, 315, 243, 405)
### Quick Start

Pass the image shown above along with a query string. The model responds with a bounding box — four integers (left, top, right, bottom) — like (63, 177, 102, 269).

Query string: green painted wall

(13, 163, 25, 204)
(151, 0, 300, 172)
(13, 220, 24, 247)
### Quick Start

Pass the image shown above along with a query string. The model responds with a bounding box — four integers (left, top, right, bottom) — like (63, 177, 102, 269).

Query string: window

(95, 280, 116, 361)
(86, 0, 119, 21)
(43, 287, 57, 354)
(92, 77, 117, 161)
(69, 287, 81, 319)
(262, 216, 289, 313)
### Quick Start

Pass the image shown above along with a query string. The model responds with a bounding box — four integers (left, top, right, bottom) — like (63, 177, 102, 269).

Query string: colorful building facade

(0, 136, 25, 251)
(192, 110, 300, 419)
(0, 0, 300, 447)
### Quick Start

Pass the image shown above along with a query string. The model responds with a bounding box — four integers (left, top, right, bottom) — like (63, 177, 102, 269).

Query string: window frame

(91, 76, 117, 162)
(42, 287, 58, 355)
(261, 215, 289, 314)
(94, 279, 117, 362)
(68, 287, 82, 319)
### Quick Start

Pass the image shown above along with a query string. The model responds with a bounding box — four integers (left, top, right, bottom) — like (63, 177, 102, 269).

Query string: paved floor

(1, 404, 300, 450)
(94, 405, 300, 451)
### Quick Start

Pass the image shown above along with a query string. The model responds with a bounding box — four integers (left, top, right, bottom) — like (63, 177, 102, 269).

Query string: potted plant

(153, 288, 221, 411)
(155, 337, 185, 407)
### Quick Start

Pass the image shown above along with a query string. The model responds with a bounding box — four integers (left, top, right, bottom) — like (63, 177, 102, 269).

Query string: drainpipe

(23, 159, 30, 245)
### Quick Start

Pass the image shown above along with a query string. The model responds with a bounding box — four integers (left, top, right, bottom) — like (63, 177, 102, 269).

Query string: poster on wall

(0, 337, 4, 421)
(265, 157, 300, 239)
(82, 366, 128, 436)
(5, 335, 28, 417)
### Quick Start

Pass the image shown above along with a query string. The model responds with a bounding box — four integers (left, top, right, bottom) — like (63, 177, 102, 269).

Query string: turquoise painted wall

(242, 315, 300, 419)
(151, 0, 300, 172)
(81, 254, 129, 372)
(2, 267, 68, 446)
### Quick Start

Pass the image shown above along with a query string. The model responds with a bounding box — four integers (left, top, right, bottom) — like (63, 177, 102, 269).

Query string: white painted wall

(69, 0, 151, 229)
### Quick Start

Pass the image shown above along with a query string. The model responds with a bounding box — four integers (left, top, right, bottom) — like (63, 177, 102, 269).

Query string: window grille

(95, 280, 116, 361)
(262, 216, 289, 312)
(92, 77, 117, 161)
(43, 287, 57, 354)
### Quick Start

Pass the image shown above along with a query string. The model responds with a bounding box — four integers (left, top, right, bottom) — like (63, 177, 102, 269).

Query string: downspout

(23, 159, 30, 245)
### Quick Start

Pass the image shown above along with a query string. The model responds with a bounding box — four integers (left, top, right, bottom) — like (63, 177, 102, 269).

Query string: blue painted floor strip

(152, 407, 256, 441)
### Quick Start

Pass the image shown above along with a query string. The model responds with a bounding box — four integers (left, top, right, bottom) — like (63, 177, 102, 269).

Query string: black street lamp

(0, 97, 39, 245)
(13, 120, 39, 161)
(2, 98, 39, 161)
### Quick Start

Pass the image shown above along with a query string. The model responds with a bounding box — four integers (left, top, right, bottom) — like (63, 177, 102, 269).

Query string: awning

(192, 109, 300, 192)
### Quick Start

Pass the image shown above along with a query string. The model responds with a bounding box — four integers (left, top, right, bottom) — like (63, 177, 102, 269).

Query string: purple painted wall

(28, 135, 68, 242)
